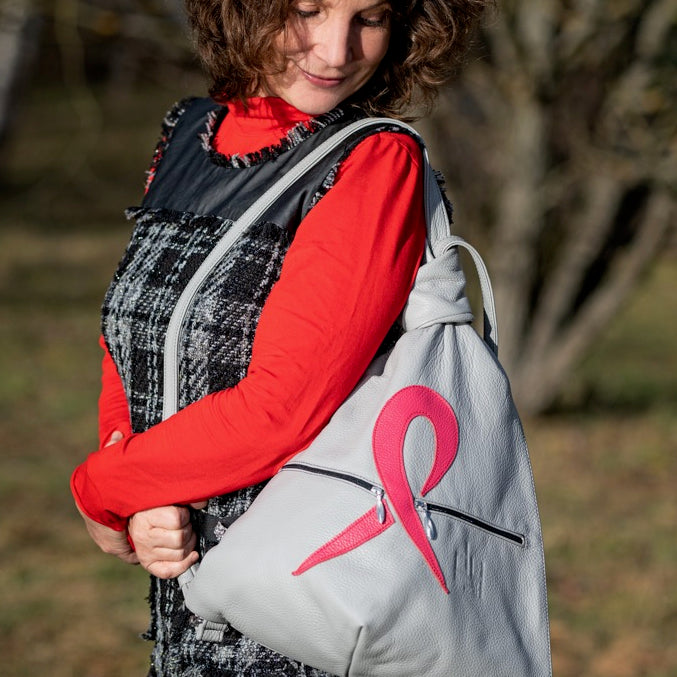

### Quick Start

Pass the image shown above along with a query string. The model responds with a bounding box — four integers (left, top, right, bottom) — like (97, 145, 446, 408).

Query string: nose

(314, 16, 354, 67)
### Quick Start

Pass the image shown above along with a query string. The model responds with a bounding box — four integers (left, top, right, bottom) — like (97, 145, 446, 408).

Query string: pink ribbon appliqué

(372, 385, 459, 592)
(293, 385, 459, 593)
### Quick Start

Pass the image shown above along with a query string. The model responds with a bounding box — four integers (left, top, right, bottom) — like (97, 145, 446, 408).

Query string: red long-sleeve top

(71, 97, 426, 531)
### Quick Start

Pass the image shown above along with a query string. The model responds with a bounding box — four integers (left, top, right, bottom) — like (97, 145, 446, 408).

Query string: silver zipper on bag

(372, 486, 386, 524)
(283, 462, 385, 520)
(282, 462, 526, 546)
(415, 499, 437, 540)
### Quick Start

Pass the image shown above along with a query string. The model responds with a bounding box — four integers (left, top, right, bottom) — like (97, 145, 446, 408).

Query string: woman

(71, 0, 488, 674)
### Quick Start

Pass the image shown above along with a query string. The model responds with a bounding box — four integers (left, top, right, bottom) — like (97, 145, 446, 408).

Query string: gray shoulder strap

(162, 118, 497, 420)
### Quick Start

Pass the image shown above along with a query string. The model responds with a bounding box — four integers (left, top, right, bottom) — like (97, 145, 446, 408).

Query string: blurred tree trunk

(423, 0, 676, 414)
(0, 0, 195, 184)
(0, 0, 38, 162)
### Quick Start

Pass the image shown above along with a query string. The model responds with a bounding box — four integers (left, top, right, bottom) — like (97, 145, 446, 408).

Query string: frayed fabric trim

(307, 161, 342, 211)
(124, 206, 292, 252)
(200, 105, 349, 169)
(433, 169, 455, 223)
(144, 97, 197, 194)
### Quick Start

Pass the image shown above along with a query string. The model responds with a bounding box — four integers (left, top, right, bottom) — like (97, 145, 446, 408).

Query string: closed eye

(356, 10, 390, 28)
(294, 8, 320, 19)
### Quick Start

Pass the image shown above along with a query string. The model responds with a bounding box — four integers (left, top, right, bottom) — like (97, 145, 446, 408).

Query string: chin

(265, 63, 375, 115)
(270, 77, 366, 116)
(296, 101, 342, 115)
(285, 93, 348, 115)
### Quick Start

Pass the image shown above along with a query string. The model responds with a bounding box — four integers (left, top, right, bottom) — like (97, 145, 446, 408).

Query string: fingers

(134, 505, 192, 531)
(128, 505, 200, 579)
(134, 520, 194, 550)
(136, 529, 197, 562)
(77, 505, 138, 564)
(129, 523, 195, 556)
(76, 493, 201, 578)
(146, 550, 200, 580)
(118, 551, 141, 566)
(129, 510, 193, 548)
(104, 430, 124, 447)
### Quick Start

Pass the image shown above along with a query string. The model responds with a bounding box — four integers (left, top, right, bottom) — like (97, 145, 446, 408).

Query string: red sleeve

(71, 132, 426, 530)
(97, 335, 132, 449)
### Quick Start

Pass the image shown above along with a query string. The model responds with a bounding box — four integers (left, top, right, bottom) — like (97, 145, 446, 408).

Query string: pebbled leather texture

(177, 122, 552, 677)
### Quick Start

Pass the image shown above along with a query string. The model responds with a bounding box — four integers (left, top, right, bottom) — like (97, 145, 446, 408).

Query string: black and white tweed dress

(101, 97, 402, 676)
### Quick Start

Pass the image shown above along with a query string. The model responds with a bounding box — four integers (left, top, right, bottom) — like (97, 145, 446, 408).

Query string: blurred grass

(1, 83, 675, 676)
(0, 82, 199, 677)
(0, 224, 153, 676)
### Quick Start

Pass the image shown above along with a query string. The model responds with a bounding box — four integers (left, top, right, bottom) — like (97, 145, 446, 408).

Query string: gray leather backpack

(170, 119, 552, 677)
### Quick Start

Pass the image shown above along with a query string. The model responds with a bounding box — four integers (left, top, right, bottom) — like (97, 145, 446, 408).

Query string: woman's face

(263, 0, 392, 114)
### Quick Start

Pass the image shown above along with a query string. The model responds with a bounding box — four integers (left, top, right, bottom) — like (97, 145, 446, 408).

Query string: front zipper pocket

(282, 462, 525, 547)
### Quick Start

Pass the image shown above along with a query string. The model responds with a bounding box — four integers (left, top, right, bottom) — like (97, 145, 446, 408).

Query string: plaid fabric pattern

(101, 103, 339, 675)
(103, 210, 291, 432)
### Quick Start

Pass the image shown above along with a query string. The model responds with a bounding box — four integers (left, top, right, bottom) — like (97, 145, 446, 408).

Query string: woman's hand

(76, 429, 139, 564)
(93, 429, 207, 578)
(76, 504, 140, 564)
(128, 502, 206, 579)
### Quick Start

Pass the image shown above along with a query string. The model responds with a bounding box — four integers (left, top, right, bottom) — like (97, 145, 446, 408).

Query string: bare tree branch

(0, 0, 35, 152)
(489, 93, 547, 370)
(433, 0, 676, 412)
(524, 173, 623, 366)
(516, 188, 675, 412)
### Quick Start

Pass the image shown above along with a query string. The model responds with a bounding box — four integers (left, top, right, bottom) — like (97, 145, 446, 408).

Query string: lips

(298, 67, 347, 88)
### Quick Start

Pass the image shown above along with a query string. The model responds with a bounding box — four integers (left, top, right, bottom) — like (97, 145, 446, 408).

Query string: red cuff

(71, 461, 128, 531)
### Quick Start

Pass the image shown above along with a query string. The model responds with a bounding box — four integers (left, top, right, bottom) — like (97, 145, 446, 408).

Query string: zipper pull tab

(415, 499, 437, 540)
(372, 487, 386, 524)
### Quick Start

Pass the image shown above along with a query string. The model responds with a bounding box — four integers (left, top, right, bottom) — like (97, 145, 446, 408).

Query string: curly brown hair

(184, 0, 489, 119)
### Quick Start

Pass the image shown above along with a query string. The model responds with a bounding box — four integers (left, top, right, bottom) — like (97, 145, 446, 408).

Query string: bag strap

(440, 235, 499, 356)
(162, 117, 498, 420)
(162, 118, 397, 419)
(415, 136, 499, 356)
